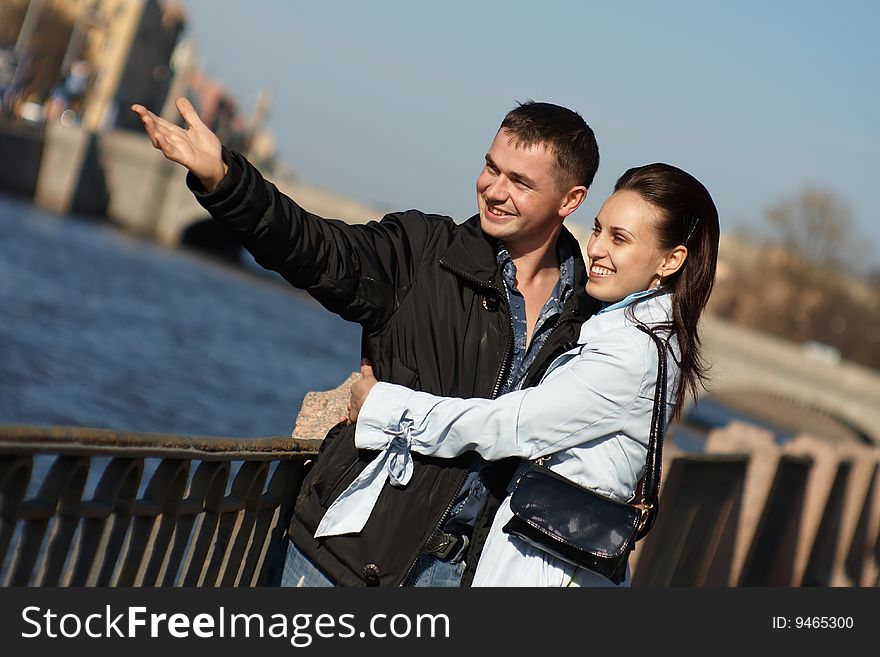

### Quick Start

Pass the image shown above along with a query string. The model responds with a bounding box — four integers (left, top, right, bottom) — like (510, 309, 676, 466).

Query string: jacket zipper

(400, 261, 513, 586)
(457, 296, 584, 583)
(438, 259, 513, 398)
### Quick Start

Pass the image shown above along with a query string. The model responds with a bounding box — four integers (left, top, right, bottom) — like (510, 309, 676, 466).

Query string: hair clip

(685, 215, 701, 244)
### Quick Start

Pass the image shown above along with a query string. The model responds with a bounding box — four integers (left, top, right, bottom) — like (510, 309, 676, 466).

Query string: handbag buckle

(635, 503, 653, 533)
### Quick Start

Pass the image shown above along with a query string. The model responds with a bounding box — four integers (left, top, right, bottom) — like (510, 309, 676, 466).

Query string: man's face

(476, 128, 573, 254)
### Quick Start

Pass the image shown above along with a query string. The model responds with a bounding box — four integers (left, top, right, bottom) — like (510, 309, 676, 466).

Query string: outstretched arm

(354, 329, 655, 461)
(131, 97, 225, 192)
(132, 99, 441, 331)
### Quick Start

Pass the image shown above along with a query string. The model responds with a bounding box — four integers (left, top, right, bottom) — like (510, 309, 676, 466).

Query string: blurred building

(1, 0, 280, 240)
(76, 0, 187, 130)
(4, 0, 268, 153)
(1, 0, 186, 129)
(184, 69, 243, 147)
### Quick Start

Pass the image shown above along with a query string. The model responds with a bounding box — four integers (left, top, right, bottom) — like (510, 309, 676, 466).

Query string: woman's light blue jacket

(317, 291, 679, 586)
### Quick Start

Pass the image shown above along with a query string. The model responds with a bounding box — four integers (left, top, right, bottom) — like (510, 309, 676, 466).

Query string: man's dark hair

(500, 101, 599, 191)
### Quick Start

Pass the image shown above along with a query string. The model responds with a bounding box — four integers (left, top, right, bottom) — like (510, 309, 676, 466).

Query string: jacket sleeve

(354, 329, 654, 461)
(188, 149, 445, 330)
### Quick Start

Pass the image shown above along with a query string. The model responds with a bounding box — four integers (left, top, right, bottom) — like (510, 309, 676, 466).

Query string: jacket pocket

(388, 356, 420, 389)
(318, 458, 362, 509)
(309, 358, 419, 510)
(307, 424, 364, 508)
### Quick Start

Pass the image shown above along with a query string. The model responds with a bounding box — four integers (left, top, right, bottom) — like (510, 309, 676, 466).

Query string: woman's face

(585, 190, 675, 303)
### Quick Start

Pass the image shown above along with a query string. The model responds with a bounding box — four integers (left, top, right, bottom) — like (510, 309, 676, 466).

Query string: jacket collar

(578, 291, 673, 344)
(437, 214, 501, 287)
(437, 215, 599, 325)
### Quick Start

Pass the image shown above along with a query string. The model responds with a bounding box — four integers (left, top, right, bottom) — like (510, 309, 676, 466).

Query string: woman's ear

(658, 245, 688, 280)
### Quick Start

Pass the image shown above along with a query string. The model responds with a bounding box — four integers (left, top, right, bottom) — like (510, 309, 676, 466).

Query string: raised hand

(131, 97, 226, 191)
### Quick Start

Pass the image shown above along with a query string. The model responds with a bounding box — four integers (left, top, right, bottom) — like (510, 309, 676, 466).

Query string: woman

(319, 163, 719, 586)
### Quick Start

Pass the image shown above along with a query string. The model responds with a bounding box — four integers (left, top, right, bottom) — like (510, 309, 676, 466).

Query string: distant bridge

(1, 121, 381, 250)
(699, 315, 880, 445)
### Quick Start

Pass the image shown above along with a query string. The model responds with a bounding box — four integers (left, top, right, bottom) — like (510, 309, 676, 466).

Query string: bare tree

(766, 186, 871, 273)
(709, 186, 880, 369)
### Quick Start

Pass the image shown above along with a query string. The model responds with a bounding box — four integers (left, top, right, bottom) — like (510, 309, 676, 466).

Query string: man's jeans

(280, 538, 334, 587)
(278, 538, 464, 587)
(406, 553, 466, 587)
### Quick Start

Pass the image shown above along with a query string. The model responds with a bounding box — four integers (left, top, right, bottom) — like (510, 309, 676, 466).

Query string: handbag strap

(529, 323, 670, 519)
(634, 323, 669, 509)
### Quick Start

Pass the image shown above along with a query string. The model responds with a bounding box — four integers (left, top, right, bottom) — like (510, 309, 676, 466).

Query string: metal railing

(0, 425, 319, 587)
(3, 422, 879, 587)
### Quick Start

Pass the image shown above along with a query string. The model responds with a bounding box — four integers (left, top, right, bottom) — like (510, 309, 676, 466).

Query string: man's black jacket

(190, 150, 597, 586)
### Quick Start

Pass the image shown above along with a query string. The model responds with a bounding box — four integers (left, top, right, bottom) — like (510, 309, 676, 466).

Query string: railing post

(178, 461, 230, 586)
(162, 460, 227, 586)
(250, 459, 310, 587)
(126, 459, 191, 586)
(78, 457, 143, 586)
(216, 461, 270, 587)
(0, 456, 32, 582)
(0, 425, 321, 588)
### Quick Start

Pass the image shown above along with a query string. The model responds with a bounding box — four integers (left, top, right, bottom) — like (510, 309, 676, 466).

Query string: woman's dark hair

(614, 163, 720, 419)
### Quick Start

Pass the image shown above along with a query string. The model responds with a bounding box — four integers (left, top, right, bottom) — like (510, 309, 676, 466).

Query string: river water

(0, 195, 361, 438)
(1, 193, 781, 450)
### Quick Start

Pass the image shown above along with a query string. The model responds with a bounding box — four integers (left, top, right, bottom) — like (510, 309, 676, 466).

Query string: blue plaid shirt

(441, 240, 575, 536)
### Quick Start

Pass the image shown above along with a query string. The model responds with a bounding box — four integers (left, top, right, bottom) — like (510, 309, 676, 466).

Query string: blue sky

(176, 0, 879, 266)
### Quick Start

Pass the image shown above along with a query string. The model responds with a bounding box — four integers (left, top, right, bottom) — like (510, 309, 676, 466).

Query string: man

(132, 98, 600, 586)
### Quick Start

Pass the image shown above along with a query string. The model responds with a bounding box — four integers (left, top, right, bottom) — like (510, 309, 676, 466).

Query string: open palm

(131, 97, 225, 191)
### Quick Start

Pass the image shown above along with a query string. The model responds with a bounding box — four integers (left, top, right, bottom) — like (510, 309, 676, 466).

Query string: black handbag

(502, 324, 668, 585)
